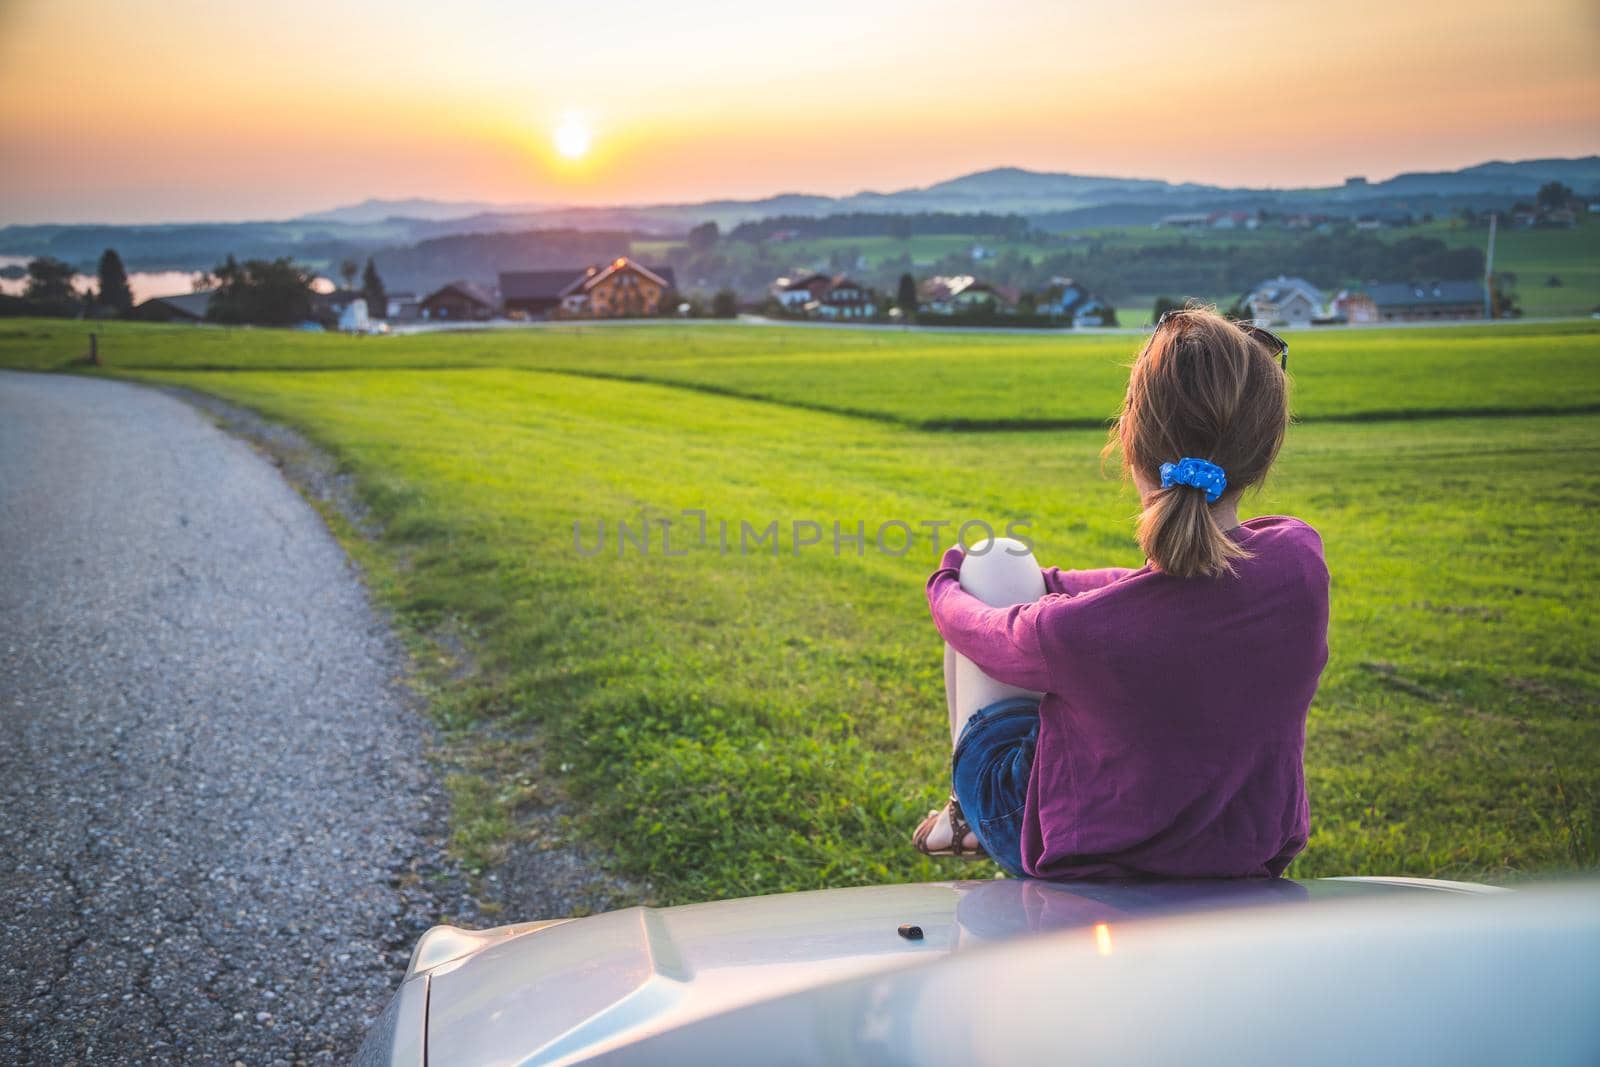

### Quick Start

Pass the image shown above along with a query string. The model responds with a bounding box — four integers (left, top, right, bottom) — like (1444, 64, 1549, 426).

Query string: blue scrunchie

(1159, 457, 1227, 503)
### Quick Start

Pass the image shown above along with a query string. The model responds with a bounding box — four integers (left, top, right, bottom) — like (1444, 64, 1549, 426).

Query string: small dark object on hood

(897, 923, 923, 940)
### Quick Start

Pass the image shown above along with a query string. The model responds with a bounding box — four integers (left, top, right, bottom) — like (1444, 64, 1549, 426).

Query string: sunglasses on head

(1156, 308, 1289, 371)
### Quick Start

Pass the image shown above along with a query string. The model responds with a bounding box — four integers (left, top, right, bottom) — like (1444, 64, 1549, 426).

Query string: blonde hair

(1106, 306, 1290, 578)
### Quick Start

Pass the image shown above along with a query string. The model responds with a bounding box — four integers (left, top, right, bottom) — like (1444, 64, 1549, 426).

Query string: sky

(1, 0, 1597, 224)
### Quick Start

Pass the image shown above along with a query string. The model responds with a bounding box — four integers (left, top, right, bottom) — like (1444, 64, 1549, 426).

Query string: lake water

(0, 256, 203, 303)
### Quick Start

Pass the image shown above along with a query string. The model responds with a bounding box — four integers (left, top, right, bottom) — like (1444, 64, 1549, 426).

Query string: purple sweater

(927, 516, 1329, 879)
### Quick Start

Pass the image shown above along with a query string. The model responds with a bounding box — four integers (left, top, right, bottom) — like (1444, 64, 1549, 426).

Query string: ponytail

(1110, 305, 1290, 580)
(1137, 484, 1248, 578)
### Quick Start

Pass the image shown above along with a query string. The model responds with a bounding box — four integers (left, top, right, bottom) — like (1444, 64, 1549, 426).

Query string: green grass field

(3, 318, 1597, 903)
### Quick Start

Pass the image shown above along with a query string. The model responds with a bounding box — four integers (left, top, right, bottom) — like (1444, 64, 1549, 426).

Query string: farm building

(1364, 281, 1486, 321)
(1330, 289, 1379, 324)
(501, 270, 587, 318)
(386, 292, 420, 321)
(130, 289, 214, 323)
(420, 281, 497, 321)
(500, 260, 677, 319)
(1242, 276, 1325, 327)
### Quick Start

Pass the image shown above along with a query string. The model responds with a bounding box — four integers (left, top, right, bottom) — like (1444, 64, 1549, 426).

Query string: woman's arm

(927, 547, 1056, 692)
(1041, 565, 1139, 596)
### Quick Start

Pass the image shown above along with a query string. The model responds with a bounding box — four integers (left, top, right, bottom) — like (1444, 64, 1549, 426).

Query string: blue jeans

(951, 696, 1040, 878)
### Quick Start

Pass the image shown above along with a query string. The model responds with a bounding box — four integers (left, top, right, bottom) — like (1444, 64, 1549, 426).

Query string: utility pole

(1483, 211, 1497, 319)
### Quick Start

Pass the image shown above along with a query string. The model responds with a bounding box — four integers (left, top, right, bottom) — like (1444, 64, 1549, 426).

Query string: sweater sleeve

(1041, 565, 1138, 596)
(926, 547, 1057, 692)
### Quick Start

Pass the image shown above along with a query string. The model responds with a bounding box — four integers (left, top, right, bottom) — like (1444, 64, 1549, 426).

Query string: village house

(762, 273, 875, 319)
(1037, 277, 1116, 327)
(814, 276, 876, 320)
(561, 258, 674, 318)
(500, 259, 677, 319)
(419, 280, 497, 322)
(1283, 213, 1332, 231)
(1242, 275, 1325, 327)
(1364, 281, 1486, 321)
(919, 275, 1012, 316)
(768, 272, 831, 311)
(1207, 211, 1257, 230)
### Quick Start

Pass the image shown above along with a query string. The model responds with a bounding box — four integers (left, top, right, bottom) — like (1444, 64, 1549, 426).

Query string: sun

(554, 114, 592, 160)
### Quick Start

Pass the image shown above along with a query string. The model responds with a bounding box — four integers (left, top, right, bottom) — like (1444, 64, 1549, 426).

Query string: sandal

(912, 792, 987, 858)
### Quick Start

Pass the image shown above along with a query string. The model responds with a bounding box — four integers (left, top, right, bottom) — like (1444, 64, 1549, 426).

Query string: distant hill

(2, 155, 1594, 284)
(292, 156, 1600, 228)
(299, 197, 550, 224)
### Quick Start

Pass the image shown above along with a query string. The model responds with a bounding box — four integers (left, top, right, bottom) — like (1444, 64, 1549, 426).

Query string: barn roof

(573, 258, 671, 293)
(423, 280, 497, 308)
(1364, 281, 1486, 307)
(500, 270, 584, 302)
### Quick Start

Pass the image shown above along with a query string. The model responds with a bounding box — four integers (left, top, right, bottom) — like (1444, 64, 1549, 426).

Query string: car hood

(411, 876, 1501, 1065)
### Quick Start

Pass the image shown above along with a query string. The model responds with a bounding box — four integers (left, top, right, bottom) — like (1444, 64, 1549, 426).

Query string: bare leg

(944, 644, 959, 741)
(918, 537, 1046, 853)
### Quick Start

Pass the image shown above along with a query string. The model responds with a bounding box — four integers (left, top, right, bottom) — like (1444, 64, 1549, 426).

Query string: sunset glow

(0, 0, 1596, 222)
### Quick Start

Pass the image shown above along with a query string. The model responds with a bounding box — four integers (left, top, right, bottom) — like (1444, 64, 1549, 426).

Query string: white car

(357, 875, 1600, 1066)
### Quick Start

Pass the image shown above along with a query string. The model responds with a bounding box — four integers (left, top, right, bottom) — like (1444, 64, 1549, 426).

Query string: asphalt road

(0, 372, 472, 1064)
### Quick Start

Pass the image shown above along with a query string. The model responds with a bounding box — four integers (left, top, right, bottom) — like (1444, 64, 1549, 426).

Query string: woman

(913, 307, 1329, 879)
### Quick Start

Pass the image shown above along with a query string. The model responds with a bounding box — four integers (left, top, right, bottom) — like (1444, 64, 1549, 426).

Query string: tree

(96, 248, 134, 316)
(1152, 295, 1182, 324)
(1537, 181, 1574, 212)
(896, 273, 918, 319)
(711, 288, 739, 318)
(1490, 272, 1521, 319)
(25, 257, 77, 304)
(338, 258, 359, 290)
(887, 216, 913, 241)
(687, 221, 720, 253)
(206, 256, 315, 326)
(361, 258, 387, 320)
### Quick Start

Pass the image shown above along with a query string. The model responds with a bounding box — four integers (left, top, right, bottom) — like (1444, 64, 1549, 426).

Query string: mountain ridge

(297, 155, 1600, 227)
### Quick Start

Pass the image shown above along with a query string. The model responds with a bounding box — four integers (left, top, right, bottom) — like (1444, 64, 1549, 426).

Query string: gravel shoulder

(0, 371, 482, 1064)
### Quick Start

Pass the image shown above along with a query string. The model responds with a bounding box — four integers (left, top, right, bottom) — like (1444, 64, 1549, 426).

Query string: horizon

(7, 151, 1599, 230)
(2, 0, 1598, 225)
